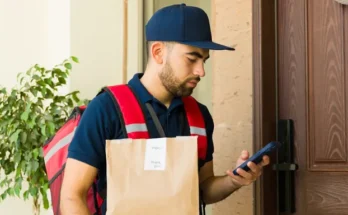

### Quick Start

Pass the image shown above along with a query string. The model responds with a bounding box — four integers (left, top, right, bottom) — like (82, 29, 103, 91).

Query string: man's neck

(140, 71, 173, 108)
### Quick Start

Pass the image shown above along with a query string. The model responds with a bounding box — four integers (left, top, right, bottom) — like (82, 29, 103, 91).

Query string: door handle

(273, 119, 298, 213)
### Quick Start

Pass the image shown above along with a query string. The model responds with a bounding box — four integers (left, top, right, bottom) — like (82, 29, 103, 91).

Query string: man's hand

(226, 150, 270, 188)
(199, 150, 270, 204)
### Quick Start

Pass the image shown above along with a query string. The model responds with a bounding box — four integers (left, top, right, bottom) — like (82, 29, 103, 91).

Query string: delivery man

(60, 3, 270, 215)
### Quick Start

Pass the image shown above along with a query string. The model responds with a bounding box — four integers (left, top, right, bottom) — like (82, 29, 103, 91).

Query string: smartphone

(233, 141, 282, 176)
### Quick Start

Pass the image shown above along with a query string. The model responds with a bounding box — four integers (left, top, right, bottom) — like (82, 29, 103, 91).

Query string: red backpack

(42, 84, 208, 215)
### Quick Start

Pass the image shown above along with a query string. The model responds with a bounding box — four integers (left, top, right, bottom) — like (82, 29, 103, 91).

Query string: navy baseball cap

(145, 3, 235, 51)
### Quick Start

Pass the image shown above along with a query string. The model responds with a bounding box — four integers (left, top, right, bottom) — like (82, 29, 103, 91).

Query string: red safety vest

(42, 84, 208, 215)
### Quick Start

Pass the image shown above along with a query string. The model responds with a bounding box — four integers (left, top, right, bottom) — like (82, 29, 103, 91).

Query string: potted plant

(0, 56, 88, 214)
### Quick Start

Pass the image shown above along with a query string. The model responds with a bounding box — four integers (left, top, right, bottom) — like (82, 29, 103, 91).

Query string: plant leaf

(47, 122, 55, 134)
(20, 111, 29, 121)
(58, 77, 66, 85)
(32, 74, 40, 80)
(14, 179, 22, 197)
(9, 129, 22, 143)
(8, 188, 14, 196)
(20, 103, 31, 121)
(29, 186, 38, 197)
(13, 152, 21, 163)
(0, 57, 87, 206)
(1, 192, 7, 200)
(14, 186, 21, 197)
(71, 56, 79, 63)
(40, 187, 50, 209)
(30, 160, 39, 172)
(64, 63, 72, 70)
(40, 125, 46, 136)
(0, 87, 6, 94)
(72, 92, 80, 103)
(20, 131, 27, 144)
(23, 190, 29, 200)
(30, 88, 38, 97)
(32, 148, 39, 159)
(67, 98, 73, 107)
(46, 88, 54, 98)
(37, 80, 45, 86)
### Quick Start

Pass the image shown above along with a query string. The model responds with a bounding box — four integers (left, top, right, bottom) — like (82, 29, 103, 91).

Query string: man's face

(158, 43, 209, 97)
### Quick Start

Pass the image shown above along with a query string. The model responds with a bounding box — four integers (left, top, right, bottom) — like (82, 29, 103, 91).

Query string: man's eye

(188, 58, 197, 63)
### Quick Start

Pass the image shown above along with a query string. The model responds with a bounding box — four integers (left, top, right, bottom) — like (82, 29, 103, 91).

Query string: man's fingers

(228, 153, 270, 187)
(226, 169, 249, 181)
(235, 168, 254, 181)
(247, 162, 262, 177)
(226, 170, 247, 186)
(258, 155, 270, 167)
(226, 169, 240, 178)
(240, 150, 249, 160)
(226, 170, 244, 182)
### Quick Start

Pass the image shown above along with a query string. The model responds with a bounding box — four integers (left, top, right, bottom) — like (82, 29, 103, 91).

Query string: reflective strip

(44, 128, 76, 164)
(126, 123, 147, 133)
(190, 126, 206, 136)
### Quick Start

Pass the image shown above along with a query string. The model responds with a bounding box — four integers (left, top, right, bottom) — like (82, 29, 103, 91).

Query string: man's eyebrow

(186, 51, 210, 60)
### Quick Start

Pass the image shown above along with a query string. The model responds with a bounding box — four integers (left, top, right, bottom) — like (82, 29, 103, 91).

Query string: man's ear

(150, 41, 165, 64)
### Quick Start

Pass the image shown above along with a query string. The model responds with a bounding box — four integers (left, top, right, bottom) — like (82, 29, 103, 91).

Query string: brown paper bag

(105, 136, 199, 215)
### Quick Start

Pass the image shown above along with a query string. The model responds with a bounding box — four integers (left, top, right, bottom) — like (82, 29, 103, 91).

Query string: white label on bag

(144, 138, 166, 171)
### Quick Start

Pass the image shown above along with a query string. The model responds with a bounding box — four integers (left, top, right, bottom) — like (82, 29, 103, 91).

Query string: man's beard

(158, 62, 200, 97)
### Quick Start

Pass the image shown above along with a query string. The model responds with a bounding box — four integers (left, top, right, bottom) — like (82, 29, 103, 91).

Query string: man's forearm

(200, 175, 242, 204)
(60, 195, 91, 215)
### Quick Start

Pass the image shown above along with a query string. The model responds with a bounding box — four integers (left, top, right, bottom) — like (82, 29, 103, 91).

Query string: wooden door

(277, 0, 348, 214)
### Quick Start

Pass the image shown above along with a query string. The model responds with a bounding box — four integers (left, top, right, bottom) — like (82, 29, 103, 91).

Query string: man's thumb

(241, 150, 249, 159)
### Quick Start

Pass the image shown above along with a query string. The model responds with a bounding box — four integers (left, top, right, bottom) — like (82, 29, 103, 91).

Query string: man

(60, 3, 270, 215)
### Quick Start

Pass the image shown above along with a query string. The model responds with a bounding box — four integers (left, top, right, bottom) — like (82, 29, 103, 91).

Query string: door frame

(252, 0, 278, 214)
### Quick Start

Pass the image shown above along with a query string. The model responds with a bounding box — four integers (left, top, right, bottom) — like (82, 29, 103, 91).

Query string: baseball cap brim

(179, 41, 235, 51)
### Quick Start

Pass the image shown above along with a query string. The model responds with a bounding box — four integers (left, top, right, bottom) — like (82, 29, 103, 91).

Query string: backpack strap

(104, 84, 150, 139)
(104, 85, 207, 158)
(145, 103, 166, 137)
(182, 96, 207, 160)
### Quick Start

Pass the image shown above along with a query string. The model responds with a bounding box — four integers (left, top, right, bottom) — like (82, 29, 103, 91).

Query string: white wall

(0, 0, 70, 214)
(0, 0, 220, 214)
(0, 0, 144, 213)
(0, 0, 48, 89)
(69, 0, 144, 100)
(70, 0, 125, 100)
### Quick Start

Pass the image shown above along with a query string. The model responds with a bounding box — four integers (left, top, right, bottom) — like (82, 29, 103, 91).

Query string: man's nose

(194, 64, 205, 77)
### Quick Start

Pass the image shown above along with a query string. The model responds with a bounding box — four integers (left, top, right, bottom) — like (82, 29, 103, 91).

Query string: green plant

(0, 57, 88, 214)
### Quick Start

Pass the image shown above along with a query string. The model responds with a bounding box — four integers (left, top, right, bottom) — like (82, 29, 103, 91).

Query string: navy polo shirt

(67, 73, 214, 214)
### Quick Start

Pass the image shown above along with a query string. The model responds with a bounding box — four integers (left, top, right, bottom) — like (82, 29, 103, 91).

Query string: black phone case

(233, 141, 282, 176)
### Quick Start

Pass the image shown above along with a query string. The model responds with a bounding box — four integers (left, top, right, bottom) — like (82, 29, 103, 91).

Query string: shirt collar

(128, 73, 153, 104)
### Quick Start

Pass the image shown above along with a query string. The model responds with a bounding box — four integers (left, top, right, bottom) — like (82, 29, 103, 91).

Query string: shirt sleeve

(67, 92, 118, 170)
(198, 104, 215, 162)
